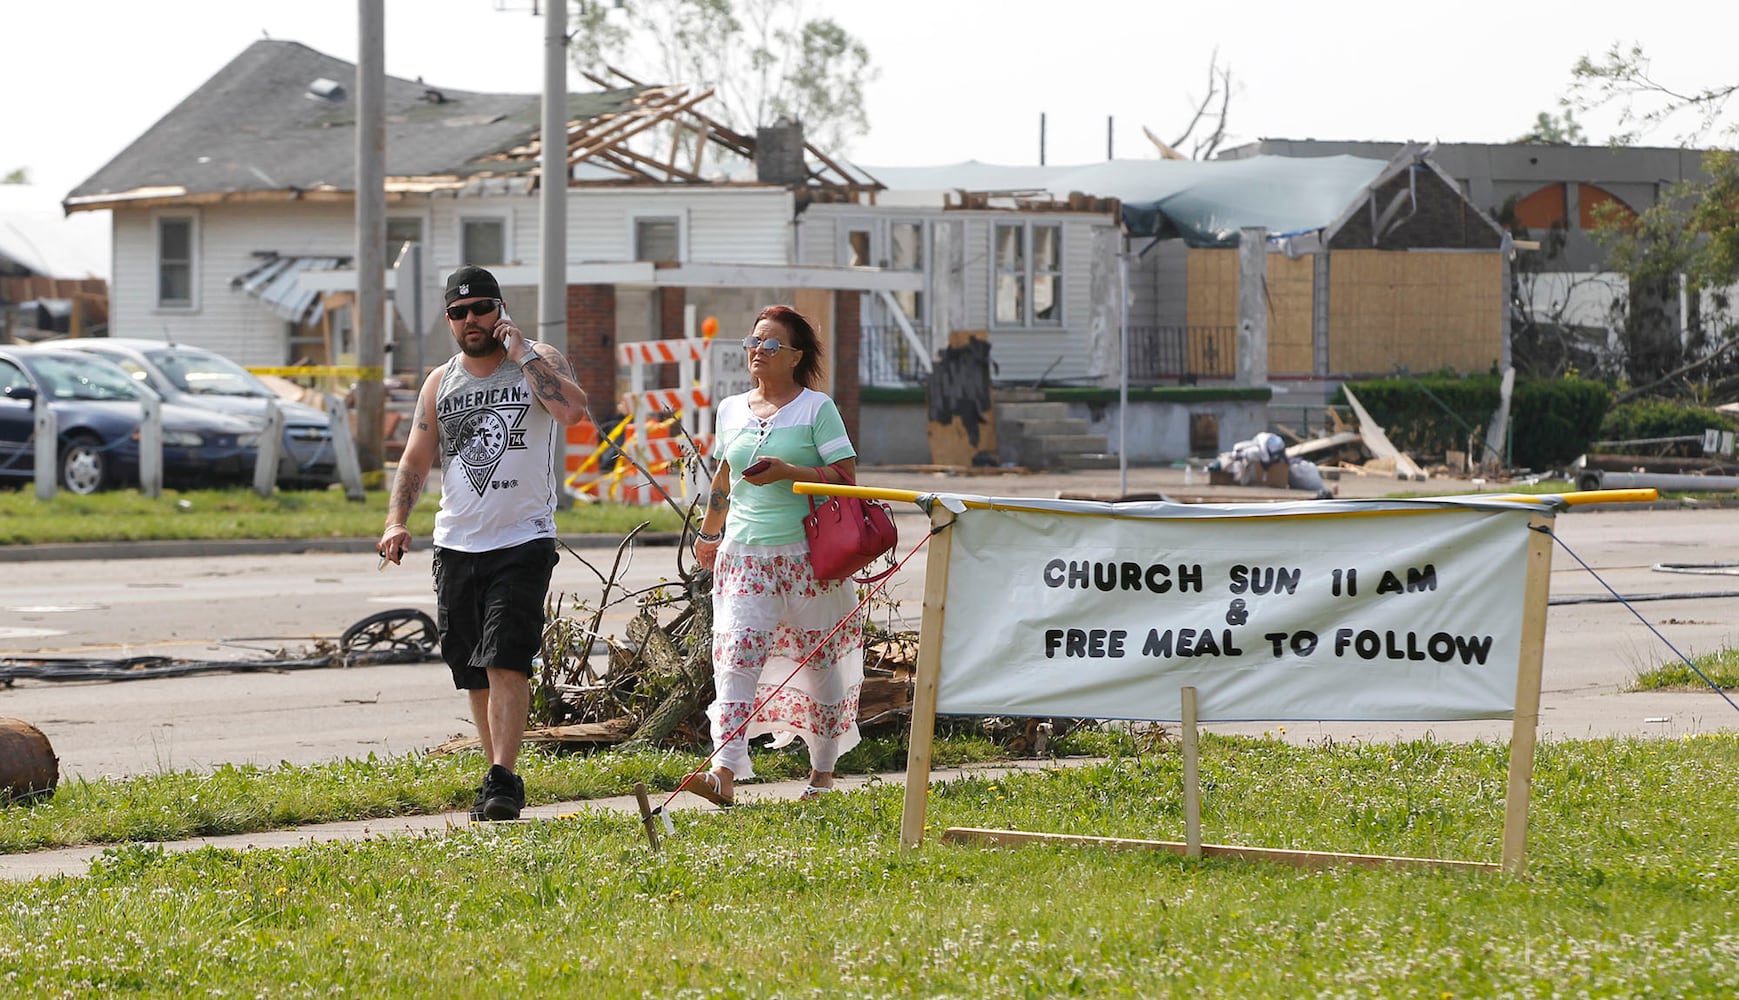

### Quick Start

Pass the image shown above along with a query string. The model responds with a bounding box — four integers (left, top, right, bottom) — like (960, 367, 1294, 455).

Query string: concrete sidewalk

(0, 759, 1069, 882)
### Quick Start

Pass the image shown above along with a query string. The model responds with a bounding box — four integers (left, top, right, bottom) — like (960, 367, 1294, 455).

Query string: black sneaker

(481, 764, 524, 821)
(469, 778, 487, 822)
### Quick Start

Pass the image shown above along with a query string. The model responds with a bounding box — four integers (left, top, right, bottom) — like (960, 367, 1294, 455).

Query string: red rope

(656, 523, 940, 814)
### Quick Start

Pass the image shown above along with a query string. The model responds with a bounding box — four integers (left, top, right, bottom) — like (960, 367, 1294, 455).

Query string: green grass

(0, 732, 1060, 855)
(0, 487, 686, 545)
(1633, 646, 1739, 691)
(0, 733, 1735, 996)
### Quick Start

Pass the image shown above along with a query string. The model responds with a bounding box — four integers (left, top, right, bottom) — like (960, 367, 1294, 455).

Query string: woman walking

(684, 305, 865, 805)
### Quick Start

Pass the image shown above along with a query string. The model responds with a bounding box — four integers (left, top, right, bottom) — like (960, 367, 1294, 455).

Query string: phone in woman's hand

(742, 458, 772, 477)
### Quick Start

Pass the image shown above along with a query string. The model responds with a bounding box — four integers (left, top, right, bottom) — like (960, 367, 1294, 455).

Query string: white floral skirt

(708, 539, 864, 778)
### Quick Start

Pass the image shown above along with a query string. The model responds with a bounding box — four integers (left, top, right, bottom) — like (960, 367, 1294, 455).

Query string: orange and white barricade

(564, 330, 719, 505)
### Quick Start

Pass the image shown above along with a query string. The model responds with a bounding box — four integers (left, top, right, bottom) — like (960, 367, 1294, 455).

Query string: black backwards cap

(444, 265, 502, 305)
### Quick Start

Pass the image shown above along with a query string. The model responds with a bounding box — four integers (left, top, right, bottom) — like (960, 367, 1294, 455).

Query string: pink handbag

(802, 464, 898, 583)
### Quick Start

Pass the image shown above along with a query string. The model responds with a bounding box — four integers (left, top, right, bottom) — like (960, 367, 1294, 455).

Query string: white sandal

(799, 785, 836, 801)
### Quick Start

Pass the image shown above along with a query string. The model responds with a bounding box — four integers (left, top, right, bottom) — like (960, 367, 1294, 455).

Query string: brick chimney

(755, 120, 807, 186)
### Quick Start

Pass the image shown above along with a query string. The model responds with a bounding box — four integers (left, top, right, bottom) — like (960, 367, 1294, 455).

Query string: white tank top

(431, 352, 560, 552)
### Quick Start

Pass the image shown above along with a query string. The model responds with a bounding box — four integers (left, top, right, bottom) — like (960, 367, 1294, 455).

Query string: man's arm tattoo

(390, 470, 425, 521)
(521, 354, 571, 406)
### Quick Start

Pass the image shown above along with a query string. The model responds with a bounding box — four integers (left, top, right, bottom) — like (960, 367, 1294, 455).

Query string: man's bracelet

(384, 522, 407, 532)
(694, 528, 723, 543)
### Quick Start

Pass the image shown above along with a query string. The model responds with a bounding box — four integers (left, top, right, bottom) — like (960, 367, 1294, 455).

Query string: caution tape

(246, 366, 387, 379)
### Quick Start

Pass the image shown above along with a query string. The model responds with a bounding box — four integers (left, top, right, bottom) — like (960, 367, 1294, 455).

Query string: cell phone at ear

(742, 458, 772, 477)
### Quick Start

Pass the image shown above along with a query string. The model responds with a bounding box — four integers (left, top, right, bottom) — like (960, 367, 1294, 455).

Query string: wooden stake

(941, 828, 1499, 874)
(632, 781, 661, 853)
(899, 504, 958, 848)
(1502, 514, 1554, 875)
(1180, 686, 1202, 857)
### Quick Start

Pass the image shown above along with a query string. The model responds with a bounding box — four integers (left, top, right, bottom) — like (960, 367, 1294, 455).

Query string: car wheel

(60, 436, 109, 495)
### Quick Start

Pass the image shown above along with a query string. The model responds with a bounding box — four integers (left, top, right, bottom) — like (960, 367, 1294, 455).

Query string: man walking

(377, 265, 588, 820)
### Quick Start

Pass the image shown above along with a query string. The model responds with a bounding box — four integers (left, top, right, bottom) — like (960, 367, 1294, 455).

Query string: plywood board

(793, 288, 834, 394)
(926, 330, 997, 467)
(1327, 250, 1502, 375)
(1267, 253, 1316, 374)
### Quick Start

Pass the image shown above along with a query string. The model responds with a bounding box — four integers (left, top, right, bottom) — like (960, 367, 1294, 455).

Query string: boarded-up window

(635, 217, 681, 262)
(1578, 184, 1637, 231)
(1512, 183, 1567, 230)
(461, 218, 506, 265)
(157, 217, 194, 307)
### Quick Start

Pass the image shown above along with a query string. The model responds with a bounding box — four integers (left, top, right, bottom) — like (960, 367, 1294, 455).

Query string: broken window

(890, 221, 924, 322)
(994, 221, 1063, 326)
(386, 216, 423, 261)
(460, 217, 506, 265)
(157, 216, 195, 308)
(845, 228, 872, 267)
(994, 223, 1025, 325)
(1032, 223, 1061, 324)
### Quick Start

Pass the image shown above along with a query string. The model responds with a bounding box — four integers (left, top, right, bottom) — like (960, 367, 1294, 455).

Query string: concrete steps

(993, 391, 1112, 471)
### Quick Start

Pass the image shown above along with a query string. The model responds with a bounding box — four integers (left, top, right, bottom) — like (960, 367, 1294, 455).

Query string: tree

(1515, 109, 1586, 145)
(569, 0, 875, 156)
(1141, 50, 1238, 160)
(1, 167, 27, 184)
(1564, 43, 1737, 148)
(1556, 45, 1739, 397)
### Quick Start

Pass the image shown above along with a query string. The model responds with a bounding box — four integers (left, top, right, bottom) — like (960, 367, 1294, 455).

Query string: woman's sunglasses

(742, 335, 794, 354)
(446, 299, 500, 321)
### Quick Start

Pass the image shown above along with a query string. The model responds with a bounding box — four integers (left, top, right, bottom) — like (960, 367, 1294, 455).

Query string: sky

(4, 0, 1732, 279)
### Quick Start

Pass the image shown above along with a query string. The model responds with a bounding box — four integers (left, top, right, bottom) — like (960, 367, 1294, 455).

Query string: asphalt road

(3, 467, 1737, 779)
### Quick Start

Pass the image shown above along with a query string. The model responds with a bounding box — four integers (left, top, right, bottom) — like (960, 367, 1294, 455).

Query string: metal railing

(861, 323, 932, 387)
(1126, 325, 1237, 382)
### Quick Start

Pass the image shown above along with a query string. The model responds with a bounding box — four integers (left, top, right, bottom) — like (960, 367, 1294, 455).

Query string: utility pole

(354, 0, 387, 473)
(539, 0, 568, 358)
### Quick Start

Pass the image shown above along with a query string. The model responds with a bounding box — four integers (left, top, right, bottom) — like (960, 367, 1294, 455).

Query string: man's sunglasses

(742, 335, 794, 354)
(446, 299, 501, 321)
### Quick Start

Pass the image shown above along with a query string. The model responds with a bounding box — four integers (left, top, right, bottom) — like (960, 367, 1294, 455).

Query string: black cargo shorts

(431, 537, 559, 689)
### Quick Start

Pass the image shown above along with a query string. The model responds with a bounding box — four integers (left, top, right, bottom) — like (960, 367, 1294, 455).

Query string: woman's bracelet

(694, 528, 723, 543)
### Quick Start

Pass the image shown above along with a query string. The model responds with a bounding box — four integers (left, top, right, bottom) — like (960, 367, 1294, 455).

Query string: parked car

(55, 338, 337, 487)
(0, 347, 260, 494)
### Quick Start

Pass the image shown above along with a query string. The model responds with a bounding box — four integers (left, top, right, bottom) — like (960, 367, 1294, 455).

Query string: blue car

(0, 347, 261, 494)
(55, 338, 337, 488)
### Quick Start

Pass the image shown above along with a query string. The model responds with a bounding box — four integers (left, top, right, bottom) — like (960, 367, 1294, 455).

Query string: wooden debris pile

(432, 523, 923, 756)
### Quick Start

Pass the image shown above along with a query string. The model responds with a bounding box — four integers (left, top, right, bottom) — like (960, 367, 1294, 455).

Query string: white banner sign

(936, 500, 1543, 722)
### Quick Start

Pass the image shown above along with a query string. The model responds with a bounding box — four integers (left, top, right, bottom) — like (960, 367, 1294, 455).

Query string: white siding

(794, 213, 836, 266)
(567, 188, 791, 264)
(110, 202, 356, 366)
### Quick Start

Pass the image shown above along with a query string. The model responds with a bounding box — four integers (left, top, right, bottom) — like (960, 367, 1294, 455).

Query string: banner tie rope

(653, 516, 953, 817)
(1534, 523, 1739, 714)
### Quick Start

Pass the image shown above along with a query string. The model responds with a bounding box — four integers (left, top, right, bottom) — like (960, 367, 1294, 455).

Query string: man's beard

(457, 331, 505, 359)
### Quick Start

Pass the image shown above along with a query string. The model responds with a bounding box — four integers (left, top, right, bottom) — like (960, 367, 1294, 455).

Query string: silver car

(56, 338, 337, 488)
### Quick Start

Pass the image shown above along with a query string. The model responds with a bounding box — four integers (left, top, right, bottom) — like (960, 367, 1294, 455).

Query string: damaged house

(62, 39, 909, 438)
(65, 39, 1507, 467)
(821, 146, 1508, 463)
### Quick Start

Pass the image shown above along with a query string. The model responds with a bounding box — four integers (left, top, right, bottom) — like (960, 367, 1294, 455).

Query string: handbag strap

(808, 461, 856, 514)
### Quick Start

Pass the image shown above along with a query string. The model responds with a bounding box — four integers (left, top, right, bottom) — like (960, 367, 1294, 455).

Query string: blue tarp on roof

(858, 155, 1390, 246)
